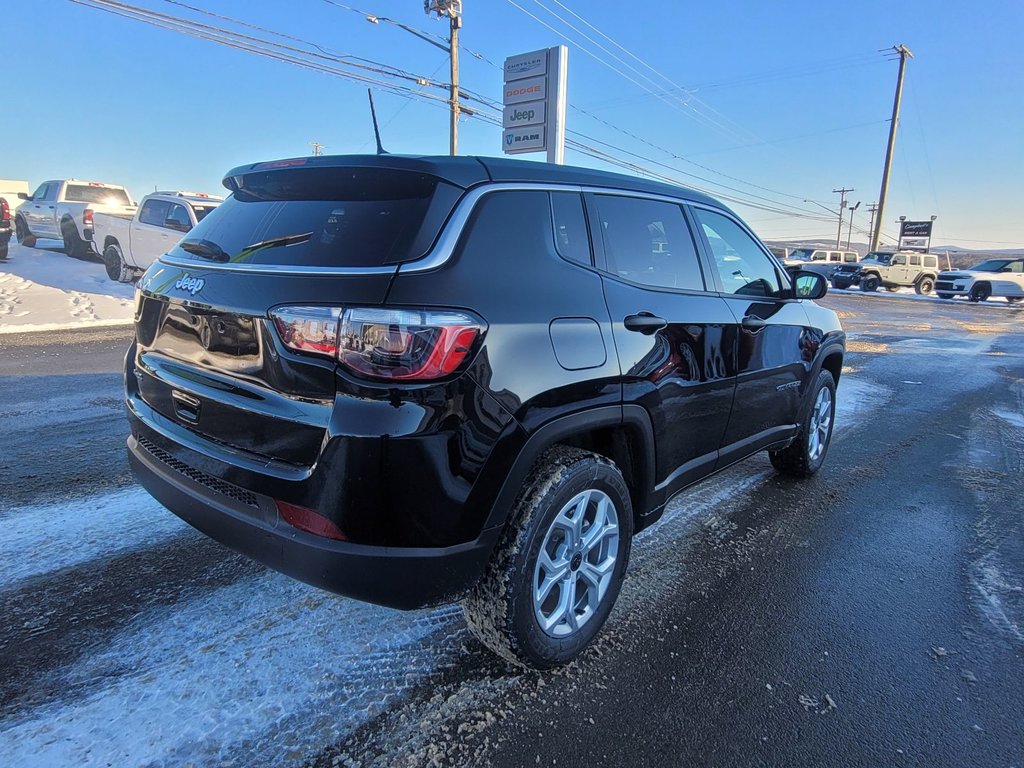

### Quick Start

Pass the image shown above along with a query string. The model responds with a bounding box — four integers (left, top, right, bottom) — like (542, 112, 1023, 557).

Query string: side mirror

(18, 193, 30, 200)
(165, 218, 191, 233)
(794, 270, 828, 300)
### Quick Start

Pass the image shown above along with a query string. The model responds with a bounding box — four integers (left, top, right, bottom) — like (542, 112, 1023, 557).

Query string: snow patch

(0, 488, 189, 586)
(0, 242, 134, 334)
(0, 573, 463, 767)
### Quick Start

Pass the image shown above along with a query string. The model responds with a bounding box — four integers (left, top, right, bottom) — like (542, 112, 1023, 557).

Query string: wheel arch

(483, 405, 656, 536)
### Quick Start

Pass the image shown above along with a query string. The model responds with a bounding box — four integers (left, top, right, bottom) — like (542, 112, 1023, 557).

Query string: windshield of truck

(863, 252, 893, 265)
(788, 248, 815, 261)
(168, 167, 462, 268)
(65, 184, 132, 206)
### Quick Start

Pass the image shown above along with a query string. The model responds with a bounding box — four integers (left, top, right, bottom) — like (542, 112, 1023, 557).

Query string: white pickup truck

(92, 191, 223, 281)
(14, 179, 135, 258)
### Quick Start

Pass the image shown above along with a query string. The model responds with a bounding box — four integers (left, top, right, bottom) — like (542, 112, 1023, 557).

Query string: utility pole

(846, 201, 861, 250)
(870, 44, 913, 252)
(425, 1, 463, 155)
(866, 203, 879, 248)
(833, 187, 853, 249)
(310, 141, 325, 157)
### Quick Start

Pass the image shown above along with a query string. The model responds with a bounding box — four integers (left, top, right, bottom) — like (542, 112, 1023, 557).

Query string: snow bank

(0, 241, 135, 334)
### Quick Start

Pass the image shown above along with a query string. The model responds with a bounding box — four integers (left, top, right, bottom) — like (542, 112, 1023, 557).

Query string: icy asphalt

(0, 294, 1021, 767)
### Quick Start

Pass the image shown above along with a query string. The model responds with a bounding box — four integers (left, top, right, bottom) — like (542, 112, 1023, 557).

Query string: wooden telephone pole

(871, 44, 913, 251)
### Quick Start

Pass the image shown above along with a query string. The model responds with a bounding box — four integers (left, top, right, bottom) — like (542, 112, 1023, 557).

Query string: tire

(769, 369, 836, 478)
(969, 282, 992, 303)
(936, 292, 954, 300)
(860, 275, 880, 292)
(15, 216, 36, 248)
(885, 286, 899, 293)
(1007, 297, 1023, 305)
(103, 242, 134, 282)
(462, 446, 633, 669)
(62, 220, 89, 260)
(915, 276, 935, 295)
(0, 241, 7, 261)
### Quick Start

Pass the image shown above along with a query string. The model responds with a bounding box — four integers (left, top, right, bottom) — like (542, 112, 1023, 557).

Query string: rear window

(168, 167, 462, 268)
(65, 184, 131, 205)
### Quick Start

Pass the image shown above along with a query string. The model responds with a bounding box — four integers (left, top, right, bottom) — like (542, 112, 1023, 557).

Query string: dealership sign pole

(502, 46, 568, 163)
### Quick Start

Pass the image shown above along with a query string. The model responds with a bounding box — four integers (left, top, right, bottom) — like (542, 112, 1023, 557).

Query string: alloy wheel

(808, 386, 833, 462)
(533, 489, 620, 638)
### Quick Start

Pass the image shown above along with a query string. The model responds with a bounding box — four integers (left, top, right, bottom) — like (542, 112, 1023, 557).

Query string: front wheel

(463, 446, 633, 669)
(969, 283, 992, 303)
(103, 243, 134, 282)
(769, 370, 836, 478)
(15, 216, 36, 247)
(860, 275, 880, 292)
(915, 276, 935, 295)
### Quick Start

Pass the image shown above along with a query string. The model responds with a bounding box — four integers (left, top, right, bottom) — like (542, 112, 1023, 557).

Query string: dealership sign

(501, 46, 567, 163)
(899, 220, 934, 252)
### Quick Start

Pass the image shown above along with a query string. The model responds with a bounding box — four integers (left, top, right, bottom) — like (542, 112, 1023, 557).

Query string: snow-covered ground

(0, 372, 884, 767)
(0, 241, 134, 334)
(829, 284, 1020, 306)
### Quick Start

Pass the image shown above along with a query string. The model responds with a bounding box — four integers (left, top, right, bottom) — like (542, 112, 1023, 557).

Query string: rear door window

(139, 199, 171, 227)
(589, 194, 705, 291)
(169, 167, 462, 268)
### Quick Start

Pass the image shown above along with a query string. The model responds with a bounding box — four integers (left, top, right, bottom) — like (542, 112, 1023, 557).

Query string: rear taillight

(269, 306, 485, 382)
(0, 198, 9, 222)
(83, 208, 94, 228)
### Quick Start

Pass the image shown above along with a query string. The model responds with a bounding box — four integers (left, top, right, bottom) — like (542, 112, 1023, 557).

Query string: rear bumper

(127, 431, 500, 610)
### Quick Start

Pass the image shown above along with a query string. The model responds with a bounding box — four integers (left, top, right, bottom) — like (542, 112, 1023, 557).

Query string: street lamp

(846, 201, 861, 251)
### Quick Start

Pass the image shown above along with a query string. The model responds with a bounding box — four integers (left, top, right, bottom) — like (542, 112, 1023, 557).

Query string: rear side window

(65, 184, 132, 205)
(169, 167, 462, 268)
(550, 192, 591, 266)
(591, 195, 704, 291)
(139, 199, 171, 227)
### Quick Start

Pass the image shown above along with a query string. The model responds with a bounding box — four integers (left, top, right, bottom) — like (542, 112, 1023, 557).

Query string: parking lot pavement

(0, 295, 1021, 767)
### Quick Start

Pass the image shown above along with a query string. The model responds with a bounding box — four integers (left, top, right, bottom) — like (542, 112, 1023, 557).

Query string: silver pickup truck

(14, 179, 135, 258)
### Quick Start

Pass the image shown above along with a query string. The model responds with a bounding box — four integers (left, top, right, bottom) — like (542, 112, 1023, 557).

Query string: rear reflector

(276, 500, 347, 541)
(269, 306, 485, 382)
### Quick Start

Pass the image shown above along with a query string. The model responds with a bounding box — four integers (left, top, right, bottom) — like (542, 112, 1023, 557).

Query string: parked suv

(832, 251, 939, 294)
(935, 258, 1024, 303)
(784, 248, 859, 280)
(126, 155, 845, 668)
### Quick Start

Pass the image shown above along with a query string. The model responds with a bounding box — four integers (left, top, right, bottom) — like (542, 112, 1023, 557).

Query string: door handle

(623, 312, 667, 334)
(741, 315, 766, 331)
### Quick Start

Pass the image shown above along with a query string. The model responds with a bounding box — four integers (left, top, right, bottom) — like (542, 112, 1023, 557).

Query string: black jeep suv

(126, 155, 844, 668)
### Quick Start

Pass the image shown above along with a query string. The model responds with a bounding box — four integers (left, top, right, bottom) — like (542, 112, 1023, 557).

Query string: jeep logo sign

(503, 102, 545, 128)
(174, 273, 205, 295)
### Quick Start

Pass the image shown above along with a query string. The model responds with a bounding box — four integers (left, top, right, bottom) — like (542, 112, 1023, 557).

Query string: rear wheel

(860, 275, 880, 292)
(915, 276, 935, 295)
(62, 220, 89, 259)
(103, 243, 134, 282)
(463, 446, 633, 669)
(15, 216, 36, 247)
(770, 369, 836, 478)
(1007, 296, 1023, 305)
(969, 283, 992, 303)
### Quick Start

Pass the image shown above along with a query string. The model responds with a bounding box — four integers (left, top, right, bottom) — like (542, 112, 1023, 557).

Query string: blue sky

(7, 0, 1023, 248)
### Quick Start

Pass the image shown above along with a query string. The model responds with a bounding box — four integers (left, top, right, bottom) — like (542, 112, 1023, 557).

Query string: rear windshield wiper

(241, 232, 313, 253)
(179, 239, 229, 262)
